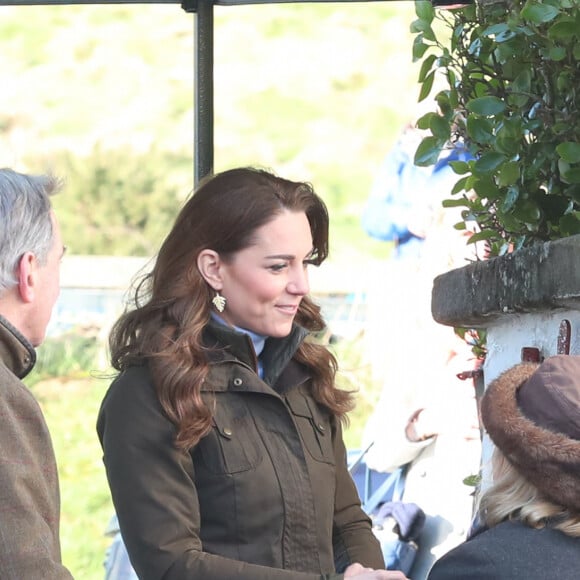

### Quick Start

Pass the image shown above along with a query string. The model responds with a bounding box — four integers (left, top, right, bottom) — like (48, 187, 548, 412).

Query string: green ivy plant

(411, 0, 580, 257)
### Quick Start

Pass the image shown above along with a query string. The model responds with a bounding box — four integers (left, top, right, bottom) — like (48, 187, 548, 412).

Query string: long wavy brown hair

(110, 167, 354, 450)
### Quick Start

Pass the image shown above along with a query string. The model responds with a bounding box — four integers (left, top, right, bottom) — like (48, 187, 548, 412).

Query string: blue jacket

(362, 142, 472, 260)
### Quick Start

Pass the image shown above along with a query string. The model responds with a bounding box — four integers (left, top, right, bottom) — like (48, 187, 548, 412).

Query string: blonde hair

(479, 449, 580, 537)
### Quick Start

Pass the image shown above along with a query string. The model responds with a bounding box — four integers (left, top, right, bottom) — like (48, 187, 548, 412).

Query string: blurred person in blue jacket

(361, 125, 482, 580)
(361, 123, 472, 261)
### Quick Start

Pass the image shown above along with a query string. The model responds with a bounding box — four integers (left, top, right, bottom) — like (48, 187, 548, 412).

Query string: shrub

(411, 0, 580, 257)
(26, 330, 103, 389)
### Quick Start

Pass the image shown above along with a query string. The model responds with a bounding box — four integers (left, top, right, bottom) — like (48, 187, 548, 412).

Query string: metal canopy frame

(1, 0, 408, 184)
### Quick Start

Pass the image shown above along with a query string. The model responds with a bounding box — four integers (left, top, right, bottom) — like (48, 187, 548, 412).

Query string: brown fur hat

(481, 355, 580, 512)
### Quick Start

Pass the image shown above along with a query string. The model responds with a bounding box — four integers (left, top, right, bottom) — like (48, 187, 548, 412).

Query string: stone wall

(431, 233, 580, 483)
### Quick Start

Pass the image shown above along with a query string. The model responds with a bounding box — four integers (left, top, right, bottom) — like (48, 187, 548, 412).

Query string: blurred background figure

(427, 355, 580, 580)
(104, 514, 138, 580)
(360, 123, 482, 580)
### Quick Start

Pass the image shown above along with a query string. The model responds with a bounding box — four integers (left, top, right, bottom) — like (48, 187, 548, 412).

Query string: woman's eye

(269, 263, 288, 272)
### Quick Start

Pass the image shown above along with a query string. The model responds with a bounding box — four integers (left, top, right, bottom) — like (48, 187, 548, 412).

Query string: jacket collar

(0, 314, 36, 379)
(203, 320, 310, 390)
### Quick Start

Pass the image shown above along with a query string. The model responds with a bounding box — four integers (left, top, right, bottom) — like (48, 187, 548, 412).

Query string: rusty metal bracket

(456, 368, 483, 381)
(557, 319, 571, 355)
(520, 319, 571, 362)
(521, 347, 541, 362)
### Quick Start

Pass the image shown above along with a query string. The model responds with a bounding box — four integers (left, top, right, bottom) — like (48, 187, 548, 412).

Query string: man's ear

(17, 252, 37, 304)
(197, 249, 223, 291)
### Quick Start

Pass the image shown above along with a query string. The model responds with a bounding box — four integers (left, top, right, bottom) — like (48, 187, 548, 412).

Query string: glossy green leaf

(412, 34, 430, 61)
(451, 175, 471, 194)
(512, 69, 531, 94)
(559, 213, 580, 236)
(483, 23, 510, 36)
(562, 167, 580, 184)
(496, 211, 520, 232)
(549, 46, 567, 61)
(548, 19, 577, 40)
(430, 115, 450, 141)
(418, 54, 437, 83)
(415, 1, 434, 22)
(498, 161, 520, 186)
(442, 197, 470, 208)
(418, 70, 435, 102)
(416, 112, 436, 130)
(496, 29, 517, 42)
(521, 2, 560, 24)
(466, 229, 498, 244)
(473, 177, 501, 200)
(474, 152, 506, 173)
(496, 135, 520, 156)
(411, 18, 436, 42)
(500, 186, 519, 212)
(467, 96, 506, 116)
(508, 93, 530, 108)
(512, 201, 541, 223)
(556, 142, 580, 163)
(501, 117, 523, 139)
(436, 92, 452, 118)
(466, 116, 494, 143)
(414, 136, 442, 166)
(556, 71, 571, 91)
(449, 161, 471, 175)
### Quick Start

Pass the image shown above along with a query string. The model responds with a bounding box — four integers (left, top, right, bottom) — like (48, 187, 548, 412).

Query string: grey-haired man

(0, 168, 73, 578)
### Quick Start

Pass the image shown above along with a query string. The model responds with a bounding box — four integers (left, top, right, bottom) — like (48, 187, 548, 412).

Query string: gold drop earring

(212, 291, 226, 313)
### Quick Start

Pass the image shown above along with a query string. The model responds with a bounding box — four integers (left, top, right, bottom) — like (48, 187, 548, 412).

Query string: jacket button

(223, 428, 233, 437)
(317, 423, 326, 433)
(233, 378, 243, 387)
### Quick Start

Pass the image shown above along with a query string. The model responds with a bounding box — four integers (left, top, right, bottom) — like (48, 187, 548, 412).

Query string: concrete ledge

(432, 234, 580, 328)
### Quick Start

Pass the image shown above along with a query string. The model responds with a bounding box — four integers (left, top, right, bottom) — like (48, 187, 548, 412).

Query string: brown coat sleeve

(0, 369, 73, 579)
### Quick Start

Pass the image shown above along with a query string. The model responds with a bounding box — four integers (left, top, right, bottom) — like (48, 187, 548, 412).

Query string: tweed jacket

(97, 322, 383, 580)
(427, 520, 580, 580)
(0, 315, 72, 579)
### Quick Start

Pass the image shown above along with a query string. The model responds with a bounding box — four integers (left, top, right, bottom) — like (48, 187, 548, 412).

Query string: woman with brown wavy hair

(97, 167, 406, 580)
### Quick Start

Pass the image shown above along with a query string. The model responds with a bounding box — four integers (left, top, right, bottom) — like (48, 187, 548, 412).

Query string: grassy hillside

(0, 1, 420, 261)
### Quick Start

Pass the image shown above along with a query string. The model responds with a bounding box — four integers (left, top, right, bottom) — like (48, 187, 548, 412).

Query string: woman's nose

(287, 266, 310, 295)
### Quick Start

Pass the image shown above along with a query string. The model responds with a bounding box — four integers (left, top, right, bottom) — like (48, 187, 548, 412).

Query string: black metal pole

(194, 0, 214, 185)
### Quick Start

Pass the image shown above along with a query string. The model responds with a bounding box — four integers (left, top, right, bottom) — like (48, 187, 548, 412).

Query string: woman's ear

(197, 249, 223, 291)
(17, 252, 37, 304)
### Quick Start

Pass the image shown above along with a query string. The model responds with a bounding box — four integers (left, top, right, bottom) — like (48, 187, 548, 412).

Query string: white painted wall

(479, 308, 580, 487)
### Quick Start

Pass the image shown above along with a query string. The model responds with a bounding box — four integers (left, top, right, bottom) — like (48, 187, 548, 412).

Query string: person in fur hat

(426, 354, 580, 580)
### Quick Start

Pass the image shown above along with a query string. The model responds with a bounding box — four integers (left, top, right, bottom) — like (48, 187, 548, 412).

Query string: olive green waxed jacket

(97, 322, 383, 580)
